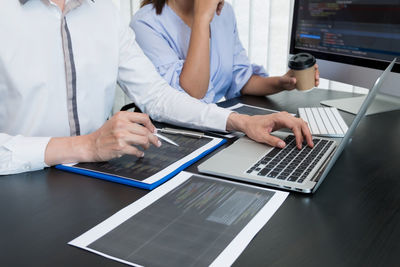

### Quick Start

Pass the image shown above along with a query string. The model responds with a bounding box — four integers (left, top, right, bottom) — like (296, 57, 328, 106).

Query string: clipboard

(56, 133, 226, 190)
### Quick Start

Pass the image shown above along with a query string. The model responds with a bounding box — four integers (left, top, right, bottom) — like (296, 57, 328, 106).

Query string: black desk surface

(1, 89, 399, 267)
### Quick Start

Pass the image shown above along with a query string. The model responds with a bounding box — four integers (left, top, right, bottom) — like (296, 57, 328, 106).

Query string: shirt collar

(19, 0, 95, 5)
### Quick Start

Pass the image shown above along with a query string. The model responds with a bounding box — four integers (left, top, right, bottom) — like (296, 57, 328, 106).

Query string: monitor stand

(321, 94, 400, 116)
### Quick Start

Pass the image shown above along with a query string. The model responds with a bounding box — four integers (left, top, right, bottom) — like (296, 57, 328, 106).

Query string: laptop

(198, 59, 396, 193)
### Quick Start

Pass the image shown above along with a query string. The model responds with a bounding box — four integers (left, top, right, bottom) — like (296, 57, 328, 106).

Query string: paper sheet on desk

(69, 172, 288, 267)
(227, 103, 296, 117)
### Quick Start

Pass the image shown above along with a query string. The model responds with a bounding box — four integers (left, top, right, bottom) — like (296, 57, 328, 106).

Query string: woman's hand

(279, 64, 320, 91)
(241, 64, 320, 96)
(194, 0, 225, 24)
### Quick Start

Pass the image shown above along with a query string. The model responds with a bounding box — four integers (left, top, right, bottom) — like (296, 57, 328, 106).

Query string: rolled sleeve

(119, 17, 233, 132)
(131, 15, 181, 76)
(156, 60, 186, 93)
(157, 61, 217, 104)
(132, 14, 218, 104)
(0, 134, 51, 175)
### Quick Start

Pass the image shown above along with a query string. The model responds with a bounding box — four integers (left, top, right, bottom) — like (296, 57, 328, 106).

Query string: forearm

(180, 17, 210, 99)
(241, 75, 283, 96)
(44, 135, 94, 166)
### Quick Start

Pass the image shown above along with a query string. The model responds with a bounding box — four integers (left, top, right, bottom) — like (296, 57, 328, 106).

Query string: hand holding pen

(84, 112, 161, 162)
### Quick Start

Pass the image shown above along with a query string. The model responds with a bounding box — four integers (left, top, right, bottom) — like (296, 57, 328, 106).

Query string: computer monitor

(289, 0, 400, 115)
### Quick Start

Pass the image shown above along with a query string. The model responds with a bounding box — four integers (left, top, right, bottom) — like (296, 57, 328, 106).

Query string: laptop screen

(312, 58, 396, 192)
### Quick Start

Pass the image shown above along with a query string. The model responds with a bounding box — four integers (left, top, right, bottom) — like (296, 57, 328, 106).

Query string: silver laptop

(199, 59, 396, 193)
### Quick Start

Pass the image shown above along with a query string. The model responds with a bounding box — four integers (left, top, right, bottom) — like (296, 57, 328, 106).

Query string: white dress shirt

(0, 0, 232, 175)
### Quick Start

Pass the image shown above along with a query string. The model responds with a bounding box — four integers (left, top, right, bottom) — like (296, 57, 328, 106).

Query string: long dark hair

(141, 0, 166, 15)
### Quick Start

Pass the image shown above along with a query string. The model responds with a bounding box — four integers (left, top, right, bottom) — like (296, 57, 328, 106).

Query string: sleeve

(0, 133, 50, 175)
(131, 16, 216, 97)
(118, 18, 232, 132)
(225, 12, 268, 100)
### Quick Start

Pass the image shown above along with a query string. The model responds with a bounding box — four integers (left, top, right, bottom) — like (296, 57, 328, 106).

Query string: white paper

(69, 172, 289, 267)
(227, 103, 296, 116)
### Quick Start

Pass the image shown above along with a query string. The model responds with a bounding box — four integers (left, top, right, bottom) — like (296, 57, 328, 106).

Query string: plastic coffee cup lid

(288, 53, 316, 70)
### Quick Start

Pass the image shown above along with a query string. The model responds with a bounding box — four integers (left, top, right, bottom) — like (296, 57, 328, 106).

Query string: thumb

(280, 77, 296, 90)
(262, 134, 286, 148)
(281, 76, 296, 86)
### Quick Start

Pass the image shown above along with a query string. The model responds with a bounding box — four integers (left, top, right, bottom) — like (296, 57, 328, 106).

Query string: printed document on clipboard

(56, 133, 226, 190)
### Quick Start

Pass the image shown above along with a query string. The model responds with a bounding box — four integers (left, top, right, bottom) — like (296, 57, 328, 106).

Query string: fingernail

(153, 128, 158, 134)
(278, 141, 285, 148)
(157, 140, 162, 147)
(140, 152, 145, 158)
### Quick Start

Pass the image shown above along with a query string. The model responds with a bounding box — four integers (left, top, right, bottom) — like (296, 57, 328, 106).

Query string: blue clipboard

(55, 138, 226, 190)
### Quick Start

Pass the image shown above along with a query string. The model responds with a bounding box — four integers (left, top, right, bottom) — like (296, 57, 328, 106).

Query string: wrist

(226, 112, 250, 132)
(62, 135, 96, 163)
(44, 135, 95, 166)
(193, 13, 212, 26)
(272, 76, 284, 91)
(79, 133, 98, 163)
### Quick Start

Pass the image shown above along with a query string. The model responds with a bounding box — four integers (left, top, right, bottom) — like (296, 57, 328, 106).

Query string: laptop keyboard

(245, 135, 335, 183)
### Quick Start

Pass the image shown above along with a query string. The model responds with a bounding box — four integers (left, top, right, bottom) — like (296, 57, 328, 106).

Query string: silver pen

(154, 133, 179, 147)
(158, 128, 204, 138)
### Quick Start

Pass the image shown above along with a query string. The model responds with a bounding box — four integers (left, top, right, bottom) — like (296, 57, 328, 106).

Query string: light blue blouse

(131, 3, 267, 103)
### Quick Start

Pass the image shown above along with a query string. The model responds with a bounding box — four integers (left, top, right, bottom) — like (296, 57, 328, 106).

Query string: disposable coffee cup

(288, 53, 316, 91)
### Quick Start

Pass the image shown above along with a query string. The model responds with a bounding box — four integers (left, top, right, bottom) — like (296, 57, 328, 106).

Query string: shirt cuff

(208, 105, 234, 132)
(3, 136, 51, 172)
